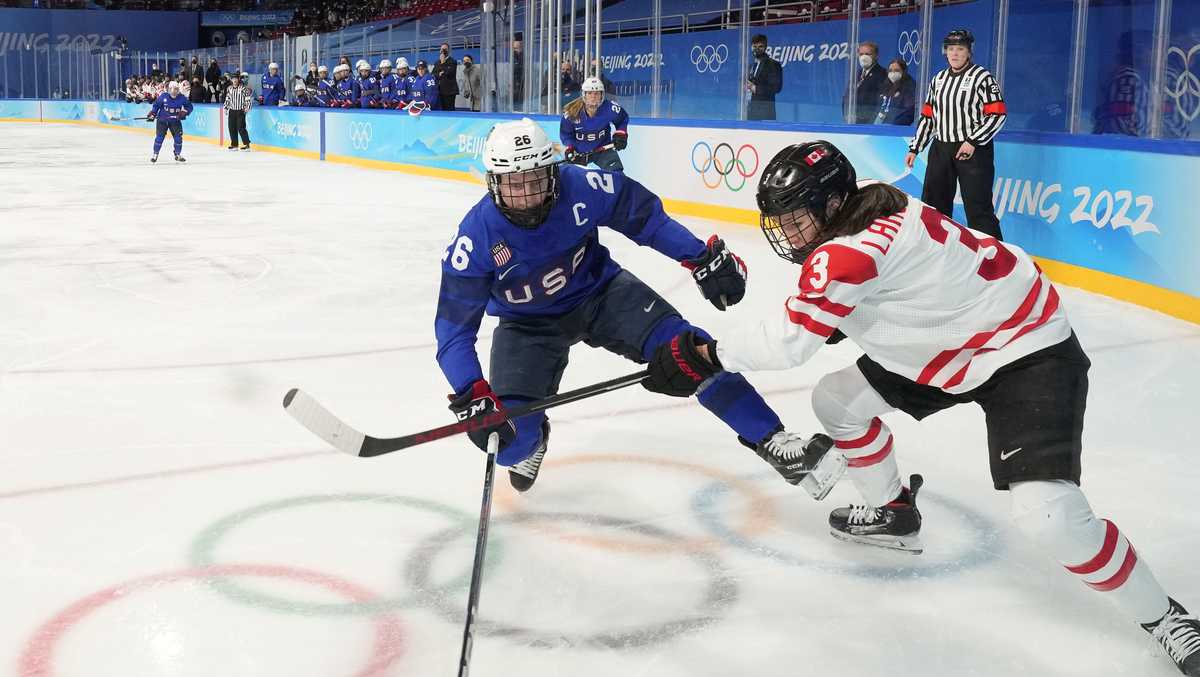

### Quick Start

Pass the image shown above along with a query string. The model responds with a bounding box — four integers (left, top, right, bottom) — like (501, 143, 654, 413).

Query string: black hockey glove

(447, 379, 516, 452)
(612, 130, 628, 151)
(564, 146, 585, 165)
(642, 331, 721, 398)
(683, 236, 747, 311)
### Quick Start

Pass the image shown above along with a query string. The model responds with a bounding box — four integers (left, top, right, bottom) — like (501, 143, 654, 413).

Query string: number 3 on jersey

(807, 251, 830, 291)
(443, 235, 473, 271)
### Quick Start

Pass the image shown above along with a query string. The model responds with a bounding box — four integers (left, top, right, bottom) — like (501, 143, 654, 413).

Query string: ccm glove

(642, 331, 721, 397)
(563, 146, 582, 164)
(683, 236, 748, 311)
(612, 130, 628, 151)
(447, 379, 516, 452)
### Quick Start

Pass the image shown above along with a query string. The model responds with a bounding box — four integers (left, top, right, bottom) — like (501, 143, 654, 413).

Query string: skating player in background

(261, 62, 285, 106)
(435, 119, 845, 496)
(560, 76, 628, 171)
(644, 140, 1200, 676)
(147, 80, 192, 163)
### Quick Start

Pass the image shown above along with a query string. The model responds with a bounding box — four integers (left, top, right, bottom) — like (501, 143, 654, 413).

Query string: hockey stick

(282, 369, 648, 458)
(457, 431, 499, 677)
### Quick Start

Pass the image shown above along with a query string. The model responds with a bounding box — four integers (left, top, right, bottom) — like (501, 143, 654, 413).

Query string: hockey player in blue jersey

(292, 81, 318, 107)
(332, 63, 359, 107)
(378, 59, 398, 107)
(147, 80, 193, 163)
(355, 59, 381, 108)
(315, 65, 334, 107)
(409, 60, 440, 110)
(390, 58, 414, 108)
(560, 76, 629, 171)
(435, 118, 845, 494)
(261, 62, 285, 106)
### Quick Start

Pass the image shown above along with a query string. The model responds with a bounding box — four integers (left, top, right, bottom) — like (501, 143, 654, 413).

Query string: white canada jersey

(718, 195, 1072, 394)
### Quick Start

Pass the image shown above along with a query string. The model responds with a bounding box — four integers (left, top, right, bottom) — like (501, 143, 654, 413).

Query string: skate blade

(801, 451, 848, 501)
(829, 529, 924, 554)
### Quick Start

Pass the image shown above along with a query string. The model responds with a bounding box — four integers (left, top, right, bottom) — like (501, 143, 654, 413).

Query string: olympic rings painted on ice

(18, 564, 406, 677)
(493, 453, 776, 553)
(690, 43, 729, 74)
(189, 493, 494, 615)
(405, 511, 737, 649)
(690, 141, 760, 191)
(691, 473, 1004, 580)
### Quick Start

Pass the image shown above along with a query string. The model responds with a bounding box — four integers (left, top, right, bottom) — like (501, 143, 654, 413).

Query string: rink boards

(2, 98, 1197, 323)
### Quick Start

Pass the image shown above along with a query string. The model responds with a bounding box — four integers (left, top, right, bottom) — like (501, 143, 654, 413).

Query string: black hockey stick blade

(283, 369, 648, 458)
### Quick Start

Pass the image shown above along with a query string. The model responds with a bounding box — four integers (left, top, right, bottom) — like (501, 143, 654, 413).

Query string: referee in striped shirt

(905, 29, 1006, 239)
(223, 72, 253, 150)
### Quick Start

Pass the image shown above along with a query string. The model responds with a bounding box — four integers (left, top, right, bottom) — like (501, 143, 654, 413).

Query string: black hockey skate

(829, 474, 924, 554)
(150, 153, 158, 163)
(228, 144, 238, 150)
(240, 145, 251, 151)
(1143, 598, 1200, 676)
(739, 430, 846, 499)
(174, 155, 186, 163)
(508, 421, 550, 493)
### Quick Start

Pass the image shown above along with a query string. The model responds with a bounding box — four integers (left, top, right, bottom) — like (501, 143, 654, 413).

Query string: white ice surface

(1, 123, 1197, 677)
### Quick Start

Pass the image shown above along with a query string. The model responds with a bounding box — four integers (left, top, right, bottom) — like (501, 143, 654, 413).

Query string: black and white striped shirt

(223, 85, 254, 112)
(909, 63, 1006, 152)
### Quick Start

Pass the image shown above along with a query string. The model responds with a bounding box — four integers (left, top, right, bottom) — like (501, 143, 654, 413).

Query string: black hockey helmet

(756, 140, 857, 264)
(943, 29, 975, 52)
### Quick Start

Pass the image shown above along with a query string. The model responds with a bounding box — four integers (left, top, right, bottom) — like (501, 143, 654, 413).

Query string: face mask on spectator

(888, 70, 902, 83)
(859, 54, 874, 68)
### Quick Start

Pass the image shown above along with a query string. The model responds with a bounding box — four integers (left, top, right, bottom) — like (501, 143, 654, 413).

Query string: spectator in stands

(339, 55, 352, 69)
(434, 42, 459, 111)
(206, 59, 222, 99)
(459, 54, 482, 111)
(874, 57, 916, 125)
(177, 58, 188, 79)
(305, 62, 320, 88)
(189, 56, 202, 81)
(747, 34, 782, 121)
(190, 77, 208, 104)
(591, 59, 616, 95)
(512, 39, 525, 107)
(846, 41, 887, 124)
(151, 63, 162, 78)
(558, 61, 581, 109)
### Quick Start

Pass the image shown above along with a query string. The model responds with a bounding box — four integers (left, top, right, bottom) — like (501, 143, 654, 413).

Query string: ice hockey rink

(1, 123, 1197, 677)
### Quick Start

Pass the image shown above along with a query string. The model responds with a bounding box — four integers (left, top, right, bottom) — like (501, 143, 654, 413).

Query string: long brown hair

(563, 96, 585, 122)
(824, 183, 908, 237)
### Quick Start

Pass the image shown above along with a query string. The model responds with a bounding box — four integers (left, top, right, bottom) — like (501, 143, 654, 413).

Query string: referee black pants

(921, 140, 1002, 240)
(227, 109, 250, 147)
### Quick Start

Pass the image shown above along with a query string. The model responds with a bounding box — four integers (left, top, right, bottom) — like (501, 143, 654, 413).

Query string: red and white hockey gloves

(612, 129, 628, 151)
(448, 379, 516, 452)
(683, 236, 748, 311)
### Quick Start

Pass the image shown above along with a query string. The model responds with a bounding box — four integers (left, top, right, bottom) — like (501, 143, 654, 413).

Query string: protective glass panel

(1003, 0, 1075, 132)
(850, 0, 925, 127)
(1161, 1, 1200, 140)
(1083, 0, 1157, 138)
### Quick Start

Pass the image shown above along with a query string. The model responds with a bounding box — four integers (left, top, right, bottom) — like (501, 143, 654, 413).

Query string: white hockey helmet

(333, 63, 350, 77)
(582, 76, 604, 94)
(355, 59, 371, 72)
(379, 59, 392, 70)
(396, 57, 410, 70)
(318, 64, 328, 74)
(483, 118, 561, 229)
(268, 62, 279, 71)
(167, 80, 180, 92)
(294, 81, 307, 92)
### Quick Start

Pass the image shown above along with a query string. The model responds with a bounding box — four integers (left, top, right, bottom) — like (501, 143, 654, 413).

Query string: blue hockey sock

(496, 397, 547, 467)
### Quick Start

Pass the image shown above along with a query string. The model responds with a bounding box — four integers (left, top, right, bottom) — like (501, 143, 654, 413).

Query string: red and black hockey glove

(612, 130, 628, 151)
(682, 236, 748, 311)
(563, 146, 579, 164)
(642, 331, 721, 398)
(146, 113, 156, 121)
(447, 379, 516, 452)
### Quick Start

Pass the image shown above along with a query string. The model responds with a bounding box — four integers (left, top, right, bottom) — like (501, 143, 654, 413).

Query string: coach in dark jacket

(747, 34, 782, 121)
(433, 43, 459, 111)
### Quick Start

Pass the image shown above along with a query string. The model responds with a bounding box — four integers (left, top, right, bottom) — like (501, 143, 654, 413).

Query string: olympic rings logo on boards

(1165, 44, 1200, 123)
(690, 141, 759, 191)
(349, 120, 373, 150)
(690, 44, 729, 74)
(899, 30, 921, 65)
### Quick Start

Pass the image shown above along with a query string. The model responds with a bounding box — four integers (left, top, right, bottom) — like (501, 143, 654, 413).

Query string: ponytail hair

(563, 96, 585, 122)
(824, 183, 908, 237)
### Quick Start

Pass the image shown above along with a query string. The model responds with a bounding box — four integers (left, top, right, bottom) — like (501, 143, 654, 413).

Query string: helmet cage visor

(487, 165, 560, 229)
(760, 206, 826, 264)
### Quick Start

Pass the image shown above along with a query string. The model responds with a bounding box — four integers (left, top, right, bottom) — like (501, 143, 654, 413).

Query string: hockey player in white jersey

(640, 140, 1200, 676)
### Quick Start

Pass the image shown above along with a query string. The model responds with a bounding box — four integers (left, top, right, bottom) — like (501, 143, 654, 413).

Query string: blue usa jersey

(379, 73, 399, 106)
(262, 73, 285, 106)
(315, 78, 335, 106)
(150, 92, 193, 122)
(560, 100, 629, 153)
(434, 164, 706, 392)
(410, 74, 439, 108)
(334, 78, 360, 105)
(358, 73, 380, 107)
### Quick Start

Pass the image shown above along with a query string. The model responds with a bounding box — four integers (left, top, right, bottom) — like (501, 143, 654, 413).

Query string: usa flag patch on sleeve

(491, 242, 512, 267)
